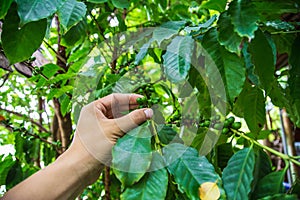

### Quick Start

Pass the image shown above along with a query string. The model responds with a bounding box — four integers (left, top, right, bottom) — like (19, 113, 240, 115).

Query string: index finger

(95, 93, 143, 114)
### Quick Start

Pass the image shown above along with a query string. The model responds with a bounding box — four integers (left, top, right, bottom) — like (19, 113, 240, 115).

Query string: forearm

(2, 139, 103, 200)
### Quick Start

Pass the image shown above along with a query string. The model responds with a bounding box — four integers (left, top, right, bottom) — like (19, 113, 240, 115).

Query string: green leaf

(241, 42, 260, 86)
(87, 0, 107, 3)
(253, 0, 300, 21)
(0, 155, 15, 185)
(111, 0, 130, 9)
(243, 86, 266, 134)
(42, 64, 63, 79)
(134, 39, 153, 65)
(202, 28, 246, 103)
(112, 124, 152, 186)
(121, 153, 168, 200)
(248, 29, 275, 93)
(217, 12, 243, 54)
(163, 143, 223, 200)
(258, 194, 298, 200)
(228, 0, 259, 38)
(253, 170, 286, 199)
(216, 143, 234, 170)
(2, 3, 47, 64)
(57, 0, 86, 32)
(222, 147, 255, 200)
(60, 95, 71, 116)
(157, 125, 183, 145)
(0, 0, 13, 19)
(62, 20, 87, 47)
(162, 36, 194, 83)
(153, 21, 186, 46)
(200, 0, 227, 12)
(250, 148, 272, 199)
(15, 0, 63, 25)
(6, 160, 23, 189)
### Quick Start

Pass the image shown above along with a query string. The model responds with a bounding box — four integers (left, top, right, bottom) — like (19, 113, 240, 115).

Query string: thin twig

(1, 123, 57, 146)
(0, 107, 50, 133)
(43, 40, 67, 64)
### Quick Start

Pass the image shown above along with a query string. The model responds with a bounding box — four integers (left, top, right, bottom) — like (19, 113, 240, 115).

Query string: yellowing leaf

(198, 182, 220, 200)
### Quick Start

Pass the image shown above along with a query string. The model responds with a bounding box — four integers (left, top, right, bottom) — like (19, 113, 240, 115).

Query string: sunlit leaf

(199, 182, 221, 200)
(228, 0, 259, 38)
(57, 0, 86, 32)
(15, 0, 64, 25)
(162, 36, 194, 83)
(163, 143, 223, 200)
(217, 12, 242, 54)
(0, 0, 13, 19)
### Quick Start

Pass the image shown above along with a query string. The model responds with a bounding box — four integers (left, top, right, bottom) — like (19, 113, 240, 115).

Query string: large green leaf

(1, 3, 47, 64)
(112, 124, 152, 186)
(253, 170, 286, 199)
(163, 143, 223, 200)
(134, 39, 153, 65)
(243, 86, 266, 134)
(202, 28, 246, 103)
(153, 21, 186, 46)
(228, 0, 259, 38)
(121, 153, 168, 200)
(157, 125, 183, 145)
(222, 147, 255, 200)
(111, 0, 130, 9)
(57, 0, 86, 33)
(0, 155, 15, 185)
(217, 12, 243, 54)
(162, 36, 194, 83)
(15, 0, 64, 25)
(0, 0, 13, 19)
(248, 29, 275, 93)
(200, 0, 227, 12)
(250, 148, 272, 199)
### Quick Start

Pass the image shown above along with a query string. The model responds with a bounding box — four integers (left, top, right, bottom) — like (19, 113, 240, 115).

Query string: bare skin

(2, 93, 153, 200)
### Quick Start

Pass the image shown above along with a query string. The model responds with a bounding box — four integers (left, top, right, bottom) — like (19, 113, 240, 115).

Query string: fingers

(95, 93, 143, 116)
(113, 108, 153, 133)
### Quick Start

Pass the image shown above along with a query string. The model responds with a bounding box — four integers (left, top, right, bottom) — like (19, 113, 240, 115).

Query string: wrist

(57, 137, 104, 186)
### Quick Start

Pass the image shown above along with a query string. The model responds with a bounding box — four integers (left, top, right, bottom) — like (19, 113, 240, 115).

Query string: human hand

(72, 93, 153, 166)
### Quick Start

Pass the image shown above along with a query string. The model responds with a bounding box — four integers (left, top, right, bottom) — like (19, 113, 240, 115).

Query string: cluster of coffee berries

(199, 115, 242, 136)
(136, 83, 161, 108)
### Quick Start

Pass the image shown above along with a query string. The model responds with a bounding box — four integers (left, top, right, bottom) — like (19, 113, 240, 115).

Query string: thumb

(114, 108, 153, 133)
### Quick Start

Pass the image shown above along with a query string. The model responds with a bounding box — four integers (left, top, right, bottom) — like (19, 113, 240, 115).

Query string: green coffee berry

(232, 122, 242, 130)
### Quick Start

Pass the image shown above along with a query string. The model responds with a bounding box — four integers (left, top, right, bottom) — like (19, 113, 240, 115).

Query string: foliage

(1, 0, 300, 199)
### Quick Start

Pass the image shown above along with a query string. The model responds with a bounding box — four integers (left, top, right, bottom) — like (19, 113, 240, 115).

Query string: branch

(0, 123, 57, 146)
(0, 107, 50, 133)
(43, 39, 67, 65)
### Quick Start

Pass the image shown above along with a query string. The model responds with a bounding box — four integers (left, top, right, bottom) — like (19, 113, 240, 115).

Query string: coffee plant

(0, 0, 300, 199)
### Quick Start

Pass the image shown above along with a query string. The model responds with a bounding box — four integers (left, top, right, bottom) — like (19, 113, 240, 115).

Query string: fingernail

(144, 109, 153, 119)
